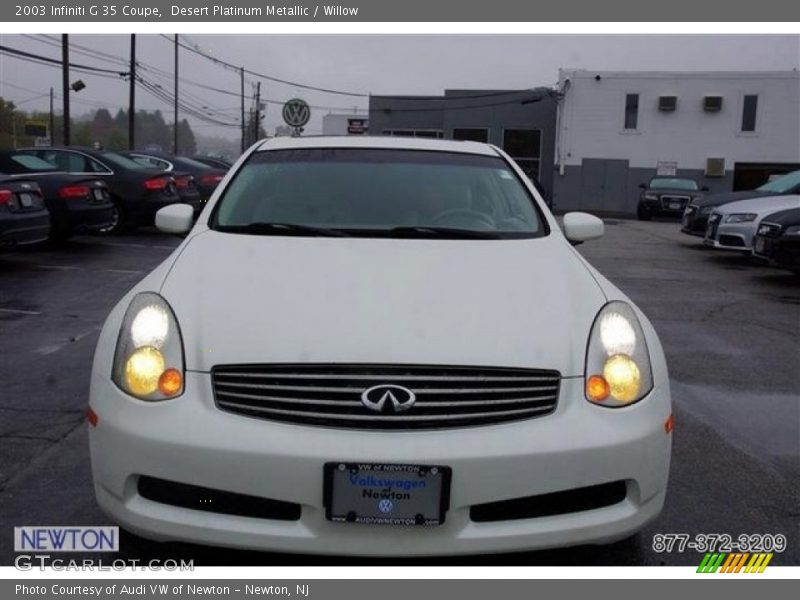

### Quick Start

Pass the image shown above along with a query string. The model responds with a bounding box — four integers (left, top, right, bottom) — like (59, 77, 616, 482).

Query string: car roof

(716, 194, 800, 215)
(255, 135, 499, 156)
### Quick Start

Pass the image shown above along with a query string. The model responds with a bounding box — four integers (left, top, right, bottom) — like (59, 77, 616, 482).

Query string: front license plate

(324, 462, 451, 526)
(19, 193, 32, 208)
(755, 237, 765, 254)
(669, 201, 682, 210)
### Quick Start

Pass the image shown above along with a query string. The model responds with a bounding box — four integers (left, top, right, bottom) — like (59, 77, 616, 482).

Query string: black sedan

(682, 170, 800, 237)
(123, 151, 226, 202)
(0, 151, 113, 241)
(17, 147, 182, 234)
(191, 155, 232, 170)
(752, 207, 800, 275)
(637, 177, 706, 220)
(0, 178, 50, 248)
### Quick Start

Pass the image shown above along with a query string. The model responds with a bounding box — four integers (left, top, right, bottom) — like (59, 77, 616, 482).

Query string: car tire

(97, 198, 126, 235)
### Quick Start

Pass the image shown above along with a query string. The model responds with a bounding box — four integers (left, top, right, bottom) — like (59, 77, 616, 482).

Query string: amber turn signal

(586, 374, 610, 402)
(158, 368, 183, 397)
(664, 414, 675, 434)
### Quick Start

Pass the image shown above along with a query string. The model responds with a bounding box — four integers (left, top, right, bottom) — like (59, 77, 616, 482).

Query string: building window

(502, 129, 541, 180)
(452, 128, 489, 143)
(382, 129, 444, 139)
(741, 95, 758, 132)
(624, 93, 639, 130)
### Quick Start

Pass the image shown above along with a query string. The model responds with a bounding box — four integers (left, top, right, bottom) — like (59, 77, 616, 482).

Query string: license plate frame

(93, 189, 105, 201)
(19, 193, 32, 208)
(323, 462, 451, 526)
(669, 201, 682, 210)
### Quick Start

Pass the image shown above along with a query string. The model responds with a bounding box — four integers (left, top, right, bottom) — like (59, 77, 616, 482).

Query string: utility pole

(61, 34, 70, 146)
(128, 34, 136, 150)
(173, 34, 179, 154)
(49, 87, 54, 146)
(240, 67, 245, 152)
(252, 81, 261, 143)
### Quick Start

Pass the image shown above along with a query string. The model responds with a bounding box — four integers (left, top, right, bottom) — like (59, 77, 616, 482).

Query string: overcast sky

(1, 34, 798, 143)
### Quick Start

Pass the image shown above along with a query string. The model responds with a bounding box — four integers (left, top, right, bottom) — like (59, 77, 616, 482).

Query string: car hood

(715, 194, 800, 217)
(645, 187, 701, 195)
(694, 190, 772, 208)
(160, 230, 607, 376)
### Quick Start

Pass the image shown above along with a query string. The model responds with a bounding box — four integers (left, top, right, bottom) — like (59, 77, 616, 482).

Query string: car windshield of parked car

(0, 154, 59, 173)
(648, 178, 699, 191)
(212, 148, 545, 238)
(173, 156, 217, 171)
(101, 152, 157, 171)
(757, 170, 800, 194)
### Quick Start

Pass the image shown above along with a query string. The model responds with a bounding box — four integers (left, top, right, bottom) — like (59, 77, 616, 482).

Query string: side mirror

(638, 183, 647, 189)
(156, 204, 194, 234)
(701, 186, 709, 192)
(563, 212, 604, 243)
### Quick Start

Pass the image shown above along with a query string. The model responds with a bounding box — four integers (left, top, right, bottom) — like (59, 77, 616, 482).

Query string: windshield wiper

(386, 226, 503, 239)
(217, 222, 350, 237)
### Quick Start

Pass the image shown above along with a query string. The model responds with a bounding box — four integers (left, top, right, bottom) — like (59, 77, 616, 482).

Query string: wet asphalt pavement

(0, 220, 797, 566)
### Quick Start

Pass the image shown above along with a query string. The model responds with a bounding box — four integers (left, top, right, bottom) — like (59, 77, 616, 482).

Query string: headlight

(112, 292, 184, 400)
(643, 193, 658, 201)
(585, 301, 653, 408)
(783, 225, 800, 236)
(724, 213, 757, 223)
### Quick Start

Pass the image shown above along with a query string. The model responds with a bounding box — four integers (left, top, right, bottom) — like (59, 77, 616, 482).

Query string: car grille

(706, 213, 721, 240)
(660, 195, 690, 211)
(212, 364, 560, 430)
(757, 222, 782, 239)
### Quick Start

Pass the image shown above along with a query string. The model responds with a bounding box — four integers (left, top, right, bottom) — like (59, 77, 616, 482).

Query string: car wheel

(97, 199, 125, 235)
(637, 206, 652, 221)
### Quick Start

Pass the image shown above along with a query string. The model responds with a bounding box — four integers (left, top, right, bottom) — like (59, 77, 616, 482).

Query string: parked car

(0, 177, 50, 247)
(18, 146, 181, 234)
(117, 152, 204, 217)
(637, 177, 706, 221)
(123, 152, 226, 202)
(752, 207, 800, 275)
(191, 155, 233, 170)
(704, 195, 800, 251)
(0, 151, 113, 241)
(89, 137, 672, 555)
(682, 170, 800, 237)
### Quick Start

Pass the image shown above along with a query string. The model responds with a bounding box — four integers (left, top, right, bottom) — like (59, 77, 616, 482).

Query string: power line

(161, 34, 370, 98)
(0, 45, 128, 76)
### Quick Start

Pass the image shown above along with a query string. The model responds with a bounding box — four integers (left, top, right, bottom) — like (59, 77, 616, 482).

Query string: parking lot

(0, 219, 797, 566)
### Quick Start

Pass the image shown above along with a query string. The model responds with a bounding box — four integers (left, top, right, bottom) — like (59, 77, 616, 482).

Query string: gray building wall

(369, 89, 558, 199)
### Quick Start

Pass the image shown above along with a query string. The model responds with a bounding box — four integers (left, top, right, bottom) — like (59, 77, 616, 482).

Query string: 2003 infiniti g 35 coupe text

(89, 136, 672, 556)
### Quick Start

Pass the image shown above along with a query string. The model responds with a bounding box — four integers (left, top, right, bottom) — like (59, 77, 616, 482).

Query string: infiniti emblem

(360, 384, 416, 413)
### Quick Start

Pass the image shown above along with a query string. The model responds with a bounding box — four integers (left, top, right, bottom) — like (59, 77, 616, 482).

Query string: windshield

(101, 152, 157, 171)
(648, 178, 698, 191)
(757, 170, 800, 193)
(212, 148, 546, 238)
(0, 154, 58, 173)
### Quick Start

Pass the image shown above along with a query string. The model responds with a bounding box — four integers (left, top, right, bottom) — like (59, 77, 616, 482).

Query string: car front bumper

(704, 220, 757, 251)
(89, 374, 671, 556)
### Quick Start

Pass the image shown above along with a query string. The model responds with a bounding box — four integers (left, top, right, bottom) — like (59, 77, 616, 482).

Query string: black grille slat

(212, 364, 560, 430)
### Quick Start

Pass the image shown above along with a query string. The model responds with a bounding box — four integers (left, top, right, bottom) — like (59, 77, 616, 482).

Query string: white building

(553, 69, 800, 214)
(322, 113, 369, 136)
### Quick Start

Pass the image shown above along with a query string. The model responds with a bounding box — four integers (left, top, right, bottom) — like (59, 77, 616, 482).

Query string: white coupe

(89, 136, 672, 556)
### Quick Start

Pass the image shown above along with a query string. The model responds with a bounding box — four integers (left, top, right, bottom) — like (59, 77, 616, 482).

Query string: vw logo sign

(282, 98, 311, 128)
(378, 499, 394, 514)
(360, 384, 416, 413)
